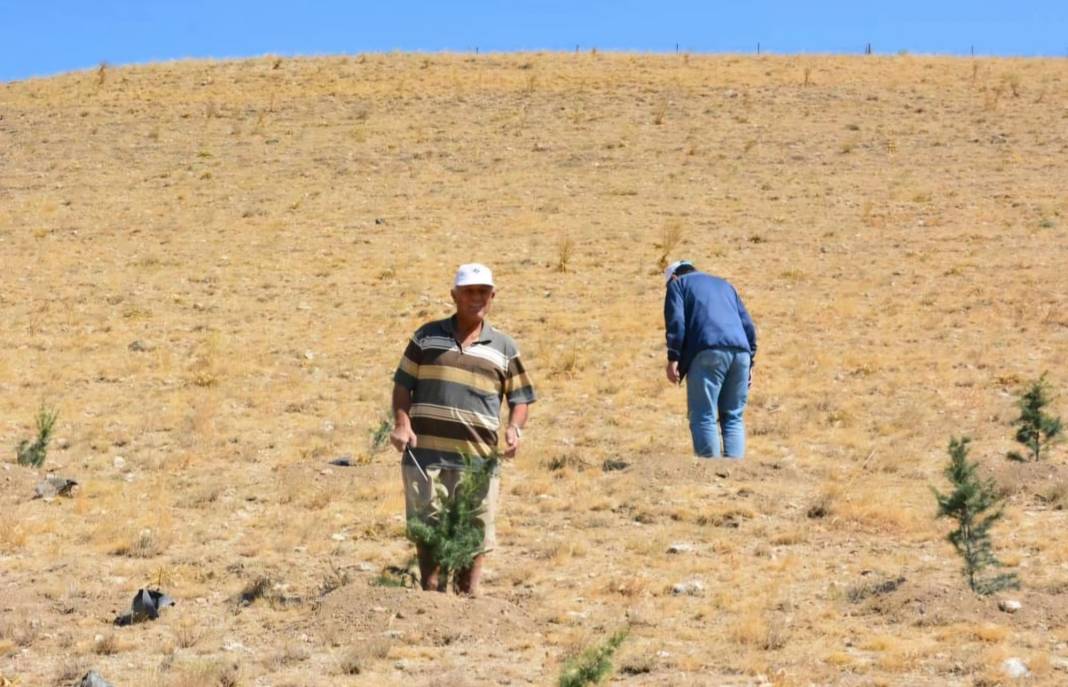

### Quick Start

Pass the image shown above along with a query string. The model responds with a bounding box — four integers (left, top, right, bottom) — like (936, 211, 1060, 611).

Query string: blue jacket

(664, 272, 757, 379)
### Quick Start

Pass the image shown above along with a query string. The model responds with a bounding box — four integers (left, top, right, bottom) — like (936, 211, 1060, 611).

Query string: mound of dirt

(315, 581, 532, 647)
(990, 459, 1068, 505)
(849, 577, 1068, 630)
(852, 578, 989, 626)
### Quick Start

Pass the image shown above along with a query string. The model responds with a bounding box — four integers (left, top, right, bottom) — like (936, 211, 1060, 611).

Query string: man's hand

(665, 360, 680, 385)
(504, 425, 521, 459)
(390, 423, 417, 452)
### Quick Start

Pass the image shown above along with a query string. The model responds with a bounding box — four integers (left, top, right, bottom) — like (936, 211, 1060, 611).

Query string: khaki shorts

(402, 462, 501, 552)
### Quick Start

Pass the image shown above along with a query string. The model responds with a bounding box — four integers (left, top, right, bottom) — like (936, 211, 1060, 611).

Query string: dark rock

(79, 671, 114, 687)
(34, 477, 78, 500)
(115, 588, 175, 625)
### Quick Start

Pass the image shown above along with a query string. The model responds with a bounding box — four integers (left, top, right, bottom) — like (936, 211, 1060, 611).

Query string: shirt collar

(443, 316, 496, 344)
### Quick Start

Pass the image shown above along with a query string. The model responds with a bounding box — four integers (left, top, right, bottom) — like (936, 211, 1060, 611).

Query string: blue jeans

(685, 348, 751, 458)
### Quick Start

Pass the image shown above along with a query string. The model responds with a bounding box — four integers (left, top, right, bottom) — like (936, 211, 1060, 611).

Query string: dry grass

(0, 52, 1066, 686)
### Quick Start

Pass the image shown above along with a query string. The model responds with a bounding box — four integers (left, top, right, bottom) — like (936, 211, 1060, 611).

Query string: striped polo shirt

(394, 316, 536, 469)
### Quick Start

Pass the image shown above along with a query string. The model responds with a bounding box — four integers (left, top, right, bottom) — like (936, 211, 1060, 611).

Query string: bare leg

(455, 554, 484, 596)
(416, 544, 446, 592)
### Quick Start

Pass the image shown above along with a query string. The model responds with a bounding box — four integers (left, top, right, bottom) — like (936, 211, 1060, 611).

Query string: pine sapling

(1007, 373, 1062, 462)
(558, 628, 629, 687)
(933, 437, 1019, 595)
(16, 405, 58, 468)
(369, 415, 393, 454)
(406, 454, 497, 589)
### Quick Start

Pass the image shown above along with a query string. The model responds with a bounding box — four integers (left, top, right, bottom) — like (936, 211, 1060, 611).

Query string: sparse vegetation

(238, 575, 274, 606)
(652, 99, 667, 125)
(15, 405, 57, 468)
(93, 633, 120, 655)
(1007, 373, 1062, 462)
(555, 237, 575, 272)
(174, 618, 203, 649)
(369, 415, 393, 454)
(319, 561, 354, 595)
(338, 649, 364, 675)
(655, 220, 684, 271)
(1003, 72, 1022, 97)
(933, 437, 1020, 595)
(558, 628, 629, 687)
(370, 558, 417, 588)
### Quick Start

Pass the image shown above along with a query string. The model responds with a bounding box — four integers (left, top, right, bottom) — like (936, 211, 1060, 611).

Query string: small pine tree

(933, 436, 1019, 595)
(558, 628, 629, 687)
(1007, 373, 1062, 462)
(406, 454, 497, 589)
(15, 405, 58, 468)
(368, 415, 393, 454)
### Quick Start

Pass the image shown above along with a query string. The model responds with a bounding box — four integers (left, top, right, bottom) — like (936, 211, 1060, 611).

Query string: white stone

(672, 580, 704, 596)
(113, 456, 126, 470)
(998, 599, 1022, 613)
(1002, 657, 1030, 679)
(667, 543, 694, 554)
(330, 532, 347, 541)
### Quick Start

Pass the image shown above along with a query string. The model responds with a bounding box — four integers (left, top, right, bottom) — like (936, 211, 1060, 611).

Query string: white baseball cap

(664, 260, 693, 283)
(454, 263, 495, 287)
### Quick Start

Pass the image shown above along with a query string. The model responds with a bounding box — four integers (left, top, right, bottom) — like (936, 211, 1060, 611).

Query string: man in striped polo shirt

(390, 263, 535, 594)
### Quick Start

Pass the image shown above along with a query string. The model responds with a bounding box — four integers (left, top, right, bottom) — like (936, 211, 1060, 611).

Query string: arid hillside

(1, 53, 1067, 686)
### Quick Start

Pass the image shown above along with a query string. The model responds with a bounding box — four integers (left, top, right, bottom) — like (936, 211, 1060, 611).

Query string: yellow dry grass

(1, 52, 1067, 685)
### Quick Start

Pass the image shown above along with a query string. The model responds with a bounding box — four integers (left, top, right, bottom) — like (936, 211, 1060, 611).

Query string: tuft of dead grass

(729, 611, 788, 651)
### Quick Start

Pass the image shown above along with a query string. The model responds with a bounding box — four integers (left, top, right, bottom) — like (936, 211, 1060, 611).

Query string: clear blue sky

(2, 1, 1066, 82)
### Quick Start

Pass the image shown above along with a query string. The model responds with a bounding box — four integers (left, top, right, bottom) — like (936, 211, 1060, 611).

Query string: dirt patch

(0, 467, 40, 507)
(990, 459, 1068, 507)
(849, 577, 1068, 631)
(629, 451, 800, 484)
(853, 578, 991, 625)
(314, 581, 532, 648)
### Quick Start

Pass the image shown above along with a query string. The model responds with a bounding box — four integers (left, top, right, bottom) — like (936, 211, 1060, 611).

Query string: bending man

(664, 260, 757, 458)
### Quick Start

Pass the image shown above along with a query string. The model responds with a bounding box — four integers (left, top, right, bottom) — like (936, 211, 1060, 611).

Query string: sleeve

(504, 353, 536, 405)
(664, 281, 685, 362)
(393, 336, 423, 390)
(736, 291, 757, 365)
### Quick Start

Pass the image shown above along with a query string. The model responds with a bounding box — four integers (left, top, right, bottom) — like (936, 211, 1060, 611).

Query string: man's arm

(664, 280, 685, 383)
(736, 291, 757, 365)
(389, 383, 417, 452)
(504, 403, 529, 459)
